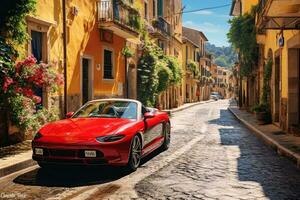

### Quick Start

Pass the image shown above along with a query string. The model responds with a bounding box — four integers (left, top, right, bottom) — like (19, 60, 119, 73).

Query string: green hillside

(206, 43, 237, 68)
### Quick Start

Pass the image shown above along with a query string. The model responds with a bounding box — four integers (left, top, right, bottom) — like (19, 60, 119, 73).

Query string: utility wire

(180, 4, 232, 15)
(162, 3, 232, 19)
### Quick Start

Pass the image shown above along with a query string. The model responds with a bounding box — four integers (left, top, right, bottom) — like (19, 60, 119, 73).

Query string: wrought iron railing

(97, 0, 140, 32)
(153, 17, 171, 36)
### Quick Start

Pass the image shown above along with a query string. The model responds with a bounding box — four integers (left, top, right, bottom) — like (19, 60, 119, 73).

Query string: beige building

(182, 27, 210, 102)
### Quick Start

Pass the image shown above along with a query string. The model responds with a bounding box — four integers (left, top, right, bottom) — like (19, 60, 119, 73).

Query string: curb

(0, 159, 36, 178)
(228, 107, 300, 168)
(163, 100, 215, 115)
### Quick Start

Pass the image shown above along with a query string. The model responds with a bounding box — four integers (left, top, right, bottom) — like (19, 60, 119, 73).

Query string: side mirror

(66, 112, 74, 118)
(144, 112, 155, 119)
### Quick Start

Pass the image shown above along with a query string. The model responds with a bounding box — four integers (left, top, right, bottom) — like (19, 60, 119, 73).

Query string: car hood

(38, 118, 132, 143)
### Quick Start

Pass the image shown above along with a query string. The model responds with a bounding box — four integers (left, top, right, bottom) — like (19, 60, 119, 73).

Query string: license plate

(85, 150, 96, 157)
(35, 148, 43, 155)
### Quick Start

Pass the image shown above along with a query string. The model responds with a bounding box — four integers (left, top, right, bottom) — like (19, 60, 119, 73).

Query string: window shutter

(158, 0, 163, 17)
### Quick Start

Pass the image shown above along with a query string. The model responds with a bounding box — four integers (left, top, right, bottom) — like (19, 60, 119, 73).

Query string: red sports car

(32, 99, 171, 171)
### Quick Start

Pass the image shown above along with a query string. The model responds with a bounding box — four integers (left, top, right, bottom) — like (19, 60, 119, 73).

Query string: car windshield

(211, 92, 219, 95)
(72, 101, 138, 119)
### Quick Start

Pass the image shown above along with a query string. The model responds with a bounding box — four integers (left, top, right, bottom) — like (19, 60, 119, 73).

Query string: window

(31, 30, 44, 108)
(153, 0, 156, 18)
(103, 49, 113, 79)
(158, 40, 165, 51)
(31, 30, 43, 62)
(144, 2, 148, 20)
(186, 46, 188, 65)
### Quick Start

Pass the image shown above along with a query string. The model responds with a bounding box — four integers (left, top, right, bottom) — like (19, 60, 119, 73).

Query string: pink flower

(15, 87, 23, 93)
(55, 74, 64, 86)
(2, 77, 14, 92)
(23, 56, 37, 67)
(32, 95, 41, 104)
(22, 88, 34, 97)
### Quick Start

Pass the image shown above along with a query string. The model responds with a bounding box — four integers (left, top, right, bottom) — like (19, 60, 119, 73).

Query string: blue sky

(182, 0, 233, 47)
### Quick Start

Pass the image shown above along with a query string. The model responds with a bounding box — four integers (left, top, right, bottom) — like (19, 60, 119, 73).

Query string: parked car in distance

(210, 94, 219, 101)
(210, 92, 223, 101)
(32, 99, 171, 171)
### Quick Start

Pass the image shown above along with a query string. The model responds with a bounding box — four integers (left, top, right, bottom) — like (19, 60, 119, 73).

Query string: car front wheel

(127, 135, 142, 171)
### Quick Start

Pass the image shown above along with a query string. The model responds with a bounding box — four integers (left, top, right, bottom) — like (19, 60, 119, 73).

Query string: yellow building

(26, 0, 184, 113)
(256, 0, 300, 131)
(182, 35, 200, 103)
(182, 27, 210, 102)
(27, 0, 142, 113)
(231, 0, 300, 131)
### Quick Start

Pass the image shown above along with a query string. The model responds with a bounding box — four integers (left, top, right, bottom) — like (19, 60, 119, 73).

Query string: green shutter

(158, 0, 163, 17)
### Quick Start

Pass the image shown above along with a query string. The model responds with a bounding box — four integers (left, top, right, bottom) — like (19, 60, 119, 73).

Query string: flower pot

(255, 111, 270, 125)
(290, 125, 300, 137)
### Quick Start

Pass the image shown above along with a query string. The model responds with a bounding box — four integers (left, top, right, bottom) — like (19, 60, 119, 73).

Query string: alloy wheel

(131, 136, 142, 169)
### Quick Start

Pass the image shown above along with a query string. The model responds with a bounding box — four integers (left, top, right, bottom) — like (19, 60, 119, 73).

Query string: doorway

(288, 48, 300, 127)
(81, 57, 93, 105)
(274, 55, 280, 122)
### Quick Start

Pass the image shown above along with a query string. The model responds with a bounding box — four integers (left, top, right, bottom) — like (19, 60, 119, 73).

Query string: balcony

(256, 0, 300, 32)
(97, 0, 140, 38)
(152, 17, 171, 38)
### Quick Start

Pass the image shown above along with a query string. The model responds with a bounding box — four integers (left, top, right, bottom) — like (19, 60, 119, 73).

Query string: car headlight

(34, 132, 43, 140)
(96, 135, 125, 143)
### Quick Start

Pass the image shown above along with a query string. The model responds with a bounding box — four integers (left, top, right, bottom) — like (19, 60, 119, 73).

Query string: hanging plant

(187, 60, 199, 78)
(121, 46, 135, 58)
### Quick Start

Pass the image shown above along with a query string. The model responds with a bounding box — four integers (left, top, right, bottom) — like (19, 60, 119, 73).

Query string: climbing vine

(0, 1, 63, 137)
(261, 59, 272, 105)
(137, 22, 182, 106)
(227, 6, 258, 77)
(0, 0, 36, 45)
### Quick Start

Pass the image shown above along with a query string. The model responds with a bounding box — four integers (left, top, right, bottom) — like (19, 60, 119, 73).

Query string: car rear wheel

(127, 135, 142, 172)
(160, 122, 171, 151)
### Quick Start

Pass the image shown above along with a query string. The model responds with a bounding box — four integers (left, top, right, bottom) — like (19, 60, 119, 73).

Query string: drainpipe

(125, 56, 129, 98)
(62, 0, 68, 115)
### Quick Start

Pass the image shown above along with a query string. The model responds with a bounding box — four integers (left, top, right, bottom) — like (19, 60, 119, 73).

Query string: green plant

(1, 56, 63, 132)
(0, 0, 36, 45)
(251, 103, 269, 113)
(128, 13, 143, 32)
(137, 44, 159, 106)
(137, 36, 182, 106)
(157, 62, 172, 93)
(165, 56, 182, 85)
(227, 6, 258, 77)
(121, 46, 135, 58)
(261, 58, 272, 105)
(187, 60, 199, 77)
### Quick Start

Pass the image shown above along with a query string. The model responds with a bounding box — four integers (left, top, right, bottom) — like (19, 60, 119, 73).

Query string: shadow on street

(13, 148, 162, 187)
(209, 108, 300, 200)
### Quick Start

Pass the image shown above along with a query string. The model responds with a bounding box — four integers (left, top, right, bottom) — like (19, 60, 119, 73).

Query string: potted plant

(251, 103, 271, 124)
(290, 125, 300, 137)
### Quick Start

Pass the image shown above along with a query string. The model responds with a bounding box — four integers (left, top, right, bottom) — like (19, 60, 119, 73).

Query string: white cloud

(194, 10, 214, 15)
(183, 21, 224, 33)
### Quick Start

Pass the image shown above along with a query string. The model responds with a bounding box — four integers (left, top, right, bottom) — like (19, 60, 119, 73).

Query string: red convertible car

(32, 99, 171, 171)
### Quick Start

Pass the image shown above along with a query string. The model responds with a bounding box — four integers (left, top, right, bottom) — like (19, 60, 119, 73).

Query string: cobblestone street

(0, 100, 299, 200)
(135, 100, 300, 200)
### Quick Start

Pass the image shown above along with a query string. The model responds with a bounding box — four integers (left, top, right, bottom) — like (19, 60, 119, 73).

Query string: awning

(258, 0, 300, 30)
